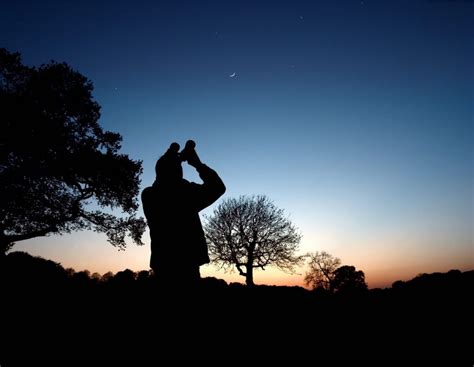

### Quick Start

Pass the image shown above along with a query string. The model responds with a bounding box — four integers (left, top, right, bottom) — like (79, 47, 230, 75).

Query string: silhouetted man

(141, 141, 225, 288)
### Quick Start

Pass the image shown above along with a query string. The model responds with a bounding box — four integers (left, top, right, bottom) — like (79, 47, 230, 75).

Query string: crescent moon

(229, 72, 236, 78)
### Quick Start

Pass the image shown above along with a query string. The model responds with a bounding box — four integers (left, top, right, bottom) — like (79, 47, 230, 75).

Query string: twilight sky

(2, 0, 472, 288)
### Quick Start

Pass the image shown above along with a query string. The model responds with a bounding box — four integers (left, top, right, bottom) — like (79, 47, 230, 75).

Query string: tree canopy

(305, 252, 367, 293)
(304, 251, 341, 290)
(331, 265, 368, 293)
(0, 48, 145, 253)
(205, 195, 303, 286)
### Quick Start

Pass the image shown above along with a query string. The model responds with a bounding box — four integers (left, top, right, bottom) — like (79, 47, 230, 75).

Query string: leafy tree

(137, 270, 151, 282)
(91, 272, 102, 282)
(331, 265, 368, 293)
(205, 195, 303, 286)
(304, 251, 341, 290)
(0, 48, 145, 254)
(72, 270, 91, 286)
(102, 271, 114, 282)
(112, 268, 136, 286)
(65, 268, 76, 278)
(4, 251, 67, 284)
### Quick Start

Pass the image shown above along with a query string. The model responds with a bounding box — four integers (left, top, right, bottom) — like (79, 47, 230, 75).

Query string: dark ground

(1, 252, 472, 366)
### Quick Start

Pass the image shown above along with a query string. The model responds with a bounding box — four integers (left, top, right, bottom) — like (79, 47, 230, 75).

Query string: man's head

(155, 142, 183, 182)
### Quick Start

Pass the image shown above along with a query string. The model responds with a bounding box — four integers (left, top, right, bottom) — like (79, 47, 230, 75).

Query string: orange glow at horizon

(13, 228, 473, 289)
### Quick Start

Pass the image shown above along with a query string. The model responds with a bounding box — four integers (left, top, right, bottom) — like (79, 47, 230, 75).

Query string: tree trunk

(0, 235, 13, 255)
(245, 266, 254, 287)
(245, 250, 254, 286)
(0, 237, 11, 271)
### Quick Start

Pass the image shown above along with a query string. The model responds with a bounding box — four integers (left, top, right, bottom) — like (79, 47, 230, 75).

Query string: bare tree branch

(304, 251, 341, 290)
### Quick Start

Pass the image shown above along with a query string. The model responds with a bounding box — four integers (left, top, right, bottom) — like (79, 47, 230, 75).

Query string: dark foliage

(0, 48, 146, 253)
(305, 252, 368, 294)
(331, 265, 368, 294)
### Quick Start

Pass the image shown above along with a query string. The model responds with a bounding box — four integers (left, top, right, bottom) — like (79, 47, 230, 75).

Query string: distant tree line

(3, 251, 471, 296)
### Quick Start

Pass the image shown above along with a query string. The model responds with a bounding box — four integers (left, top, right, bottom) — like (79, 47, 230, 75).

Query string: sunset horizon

(13, 227, 473, 289)
(2, 0, 473, 291)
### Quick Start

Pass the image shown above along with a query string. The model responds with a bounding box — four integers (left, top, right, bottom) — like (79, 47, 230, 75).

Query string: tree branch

(3, 225, 58, 243)
(236, 264, 246, 276)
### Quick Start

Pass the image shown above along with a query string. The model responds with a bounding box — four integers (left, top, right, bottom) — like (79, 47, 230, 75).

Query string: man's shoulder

(142, 186, 154, 193)
(180, 178, 201, 188)
(183, 179, 201, 190)
(141, 186, 155, 200)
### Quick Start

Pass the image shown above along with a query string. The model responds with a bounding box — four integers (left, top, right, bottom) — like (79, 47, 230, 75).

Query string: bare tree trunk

(246, 250, 254, 286)
(245, 266, 254, 286)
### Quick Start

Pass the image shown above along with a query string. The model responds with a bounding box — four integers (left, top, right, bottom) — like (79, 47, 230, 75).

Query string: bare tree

(304, 251, 341, 290)
(205, 195, 303, 286)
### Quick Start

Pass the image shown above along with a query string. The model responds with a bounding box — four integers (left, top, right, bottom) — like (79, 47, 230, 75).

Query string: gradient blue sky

(2, 0, 473, 287)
